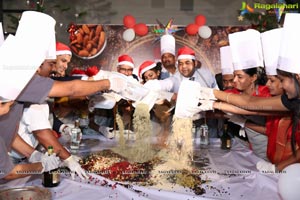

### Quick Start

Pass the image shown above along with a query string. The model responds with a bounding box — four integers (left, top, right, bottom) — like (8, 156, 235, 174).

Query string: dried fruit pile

(69, 24, 106, 58)
(79, 150, 206, 195)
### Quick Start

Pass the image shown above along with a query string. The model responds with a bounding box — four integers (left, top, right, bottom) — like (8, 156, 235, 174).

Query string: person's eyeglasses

(119, 67, 133, 72)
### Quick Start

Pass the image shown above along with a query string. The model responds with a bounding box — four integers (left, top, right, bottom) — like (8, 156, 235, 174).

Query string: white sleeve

(159, 76, 180, 92)
(23, 104, 52, 132)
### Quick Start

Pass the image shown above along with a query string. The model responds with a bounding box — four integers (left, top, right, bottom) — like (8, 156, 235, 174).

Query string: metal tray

(0, 186, 51, 200)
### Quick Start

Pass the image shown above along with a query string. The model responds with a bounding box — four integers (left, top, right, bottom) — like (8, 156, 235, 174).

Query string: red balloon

(123, 15, 136, 28)
(134, 23, 148, 36)
(195, 15, 206, 26)
(186, 23, 199, 35)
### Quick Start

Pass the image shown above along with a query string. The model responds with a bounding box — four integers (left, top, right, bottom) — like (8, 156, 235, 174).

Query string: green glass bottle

(42, 146, 60, 187)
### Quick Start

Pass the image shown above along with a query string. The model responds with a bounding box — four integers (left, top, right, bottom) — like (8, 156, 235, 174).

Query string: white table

(1, 135, 281, 200)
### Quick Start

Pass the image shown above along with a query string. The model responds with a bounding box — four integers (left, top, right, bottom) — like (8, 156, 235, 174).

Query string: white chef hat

(220, 46, 234, 75)
(0, 12, 56, 100)
(229, 29, 263, 70)
(277, 13, 300, 74)
(15, 11, 56, 61)
(0, 22, 4, 47)
(261, 28, 282, 75)
(160, 34, 175, 56)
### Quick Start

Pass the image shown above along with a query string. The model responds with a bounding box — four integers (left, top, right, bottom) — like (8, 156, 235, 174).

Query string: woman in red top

(223, 67, 271, 160)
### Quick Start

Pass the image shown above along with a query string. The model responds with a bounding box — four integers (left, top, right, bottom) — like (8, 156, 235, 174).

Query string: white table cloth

(1, 135, 281, 200)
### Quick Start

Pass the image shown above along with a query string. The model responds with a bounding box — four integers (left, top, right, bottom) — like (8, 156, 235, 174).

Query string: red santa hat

(56, 42, 72, 56)
(118, 54, 134, 68)
(177, 46, 195, 60)
(138, 60, 156, 78)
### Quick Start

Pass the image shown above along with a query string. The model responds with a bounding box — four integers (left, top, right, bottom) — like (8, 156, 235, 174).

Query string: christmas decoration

(195, 15, 206, 27)
(152, 18, 180, 35)
(133, 23, 148, 36)
(122, 28, 135, 42)
(186, 23, 199, 35)
(123, 15, 136, 28)
(238, 10, 280, 32)
(198, 25, 212, 39)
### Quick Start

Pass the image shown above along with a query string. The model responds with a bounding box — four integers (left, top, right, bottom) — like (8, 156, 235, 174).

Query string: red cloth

(266, 116, 281, 163)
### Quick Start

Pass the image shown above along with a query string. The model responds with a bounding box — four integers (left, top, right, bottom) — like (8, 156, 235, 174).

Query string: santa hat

(277, 13, 300, 74)
(118, 54, 134, 68)
(228, 29, 263, 70)
(261, 28, 282, 75)
(56, 42, 72, 56)
(177, 46, 195, 60)
(220, 46, 234, 75)
(138, 60, 156, 78)
(160, 34, 175, 56)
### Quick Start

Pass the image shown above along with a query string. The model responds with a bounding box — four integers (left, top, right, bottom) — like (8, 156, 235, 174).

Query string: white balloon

(123, 28, 135, 42)
(198, 25, 212, 39)
(278, 163, 300, 200)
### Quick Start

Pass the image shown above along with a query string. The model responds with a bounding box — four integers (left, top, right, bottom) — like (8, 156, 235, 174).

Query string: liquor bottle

(199, 117, 209, 145)
(221, 121, 232, 150)
(42, 146, 60, 187)
(199, 123, 209, 145)
(70, 119, 82, 150)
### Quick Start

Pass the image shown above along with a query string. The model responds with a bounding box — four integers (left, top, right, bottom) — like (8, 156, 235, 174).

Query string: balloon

(198, 25, 212, 39)
(195, 15, 206, 26)
(278, 163, 300, 200)
(133, 23, 148, 36)
(122, 28, 135, 42)
(186, 23, 199, 35)
(123, 15, 136, 28)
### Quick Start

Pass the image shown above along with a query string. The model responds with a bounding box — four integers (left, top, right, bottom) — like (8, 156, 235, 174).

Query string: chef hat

(220, 46, 234, 75)
(160, 34, 176, 56)
(15, 11, 56, 61)
(261, 28, 282, 75)
(56, 42, 72, 56)
(177, 46, 196, 60)
(229, 29, 263, 70)
(138, 60, 156, 78)
(118, 54, 134, 68)
(0, 22, 4, 47)
(277, 13, 300, 74)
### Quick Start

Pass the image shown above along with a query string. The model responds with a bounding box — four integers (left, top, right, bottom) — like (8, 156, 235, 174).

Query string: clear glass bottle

(42, 146, 60, 187)
(199, 123, 209, 145)
(221, 122, 231, 150)
(70, 119, 82, 150)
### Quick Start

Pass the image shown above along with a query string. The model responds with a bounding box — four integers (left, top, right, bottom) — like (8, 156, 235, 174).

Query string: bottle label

(199, 125, 209, 145)
(70, 129, 82, 150)
(226, 139, 231, 149)
(52, 170, 60, 184)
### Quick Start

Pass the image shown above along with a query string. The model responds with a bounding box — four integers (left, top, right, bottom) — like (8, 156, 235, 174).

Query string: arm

(33, 129, 71, 160)
(213, 90, 288, 111)
(4, 163, 43, 180)
(213, 101, 290, 116)
(48, 79, 110, 98)
(11, 134, 35, 158)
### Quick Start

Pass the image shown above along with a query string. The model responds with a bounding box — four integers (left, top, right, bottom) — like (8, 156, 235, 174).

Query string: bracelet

(226, 93, 232, 103)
